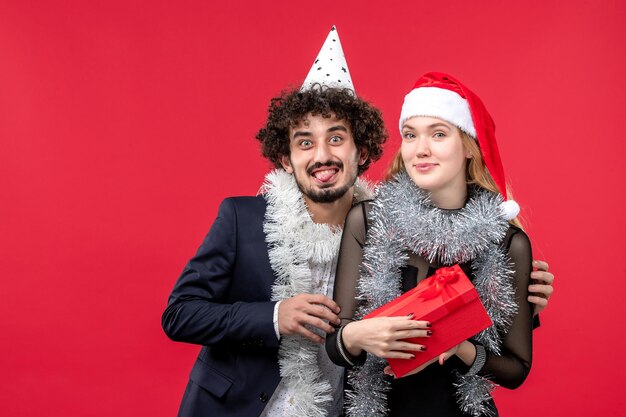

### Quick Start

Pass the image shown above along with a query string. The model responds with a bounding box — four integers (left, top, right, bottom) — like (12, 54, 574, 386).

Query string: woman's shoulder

(349, 199, 374, 215)
(344, 200, 374, 241)
(502, 225, 532, 258)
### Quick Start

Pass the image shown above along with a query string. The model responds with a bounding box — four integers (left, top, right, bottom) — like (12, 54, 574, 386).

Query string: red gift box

(363, 264, 492, 378)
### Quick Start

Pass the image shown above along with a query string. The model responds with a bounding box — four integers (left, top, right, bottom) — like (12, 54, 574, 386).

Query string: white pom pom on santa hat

(499, 200, 520, 220)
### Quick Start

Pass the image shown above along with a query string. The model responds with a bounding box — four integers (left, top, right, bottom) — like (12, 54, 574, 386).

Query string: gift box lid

(364, 264, 481, 323)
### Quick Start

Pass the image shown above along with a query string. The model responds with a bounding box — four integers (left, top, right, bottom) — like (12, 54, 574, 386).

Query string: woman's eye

(433, 132, 446, 139)
(403, 132, 415, 140)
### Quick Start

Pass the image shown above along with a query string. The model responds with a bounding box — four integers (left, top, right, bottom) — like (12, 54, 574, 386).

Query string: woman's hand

(437, 344, 460, 365)
(342, 316, 431, 359)
(383, 356, 439, 378)
(387, 341, 474, 378)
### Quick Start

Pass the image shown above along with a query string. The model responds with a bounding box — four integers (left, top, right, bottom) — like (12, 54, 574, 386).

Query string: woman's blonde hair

(384, 129, 522, 228)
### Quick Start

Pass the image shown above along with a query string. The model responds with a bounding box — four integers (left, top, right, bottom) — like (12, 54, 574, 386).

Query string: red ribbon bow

(419, 266, 461, 301)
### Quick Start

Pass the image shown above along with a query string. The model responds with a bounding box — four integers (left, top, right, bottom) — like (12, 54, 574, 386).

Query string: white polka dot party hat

(300, 26, 355, 94)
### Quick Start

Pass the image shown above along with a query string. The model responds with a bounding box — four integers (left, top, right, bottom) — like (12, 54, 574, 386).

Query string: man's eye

(329, 136, 343, 143)
(299, 140, 313, 147)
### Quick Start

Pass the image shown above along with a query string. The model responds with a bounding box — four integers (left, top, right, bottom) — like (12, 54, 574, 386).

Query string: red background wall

(1, 1, 624, 416)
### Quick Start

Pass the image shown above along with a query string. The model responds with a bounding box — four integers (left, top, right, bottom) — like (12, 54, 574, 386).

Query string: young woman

(326, 72, 535, 416)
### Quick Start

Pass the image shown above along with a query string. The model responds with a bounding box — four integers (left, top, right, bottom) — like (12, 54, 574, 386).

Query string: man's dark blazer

(162, 195, 281, 417)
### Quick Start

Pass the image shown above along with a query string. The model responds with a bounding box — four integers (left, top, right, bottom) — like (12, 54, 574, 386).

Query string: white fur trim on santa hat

(399, 87, 476, 137)
(499, 200, 520, 220)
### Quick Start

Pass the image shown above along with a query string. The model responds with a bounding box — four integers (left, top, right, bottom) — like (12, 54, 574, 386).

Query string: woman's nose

(415, 138, 430, 157)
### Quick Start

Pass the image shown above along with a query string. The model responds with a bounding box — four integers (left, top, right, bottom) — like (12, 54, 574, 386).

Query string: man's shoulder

(222, 194, 266, 208)
(218, 195, 267, 222)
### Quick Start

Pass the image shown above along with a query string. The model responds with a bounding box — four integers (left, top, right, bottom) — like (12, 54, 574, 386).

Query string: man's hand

(528, 259, 554, 315)
(278, 294, 341, 344)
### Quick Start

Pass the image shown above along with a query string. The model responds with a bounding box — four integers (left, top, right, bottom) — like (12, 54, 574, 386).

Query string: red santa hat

(399, 72, 519, 220)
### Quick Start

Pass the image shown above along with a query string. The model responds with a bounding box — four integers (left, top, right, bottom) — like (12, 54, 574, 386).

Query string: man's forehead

(292, 114, 348, 130)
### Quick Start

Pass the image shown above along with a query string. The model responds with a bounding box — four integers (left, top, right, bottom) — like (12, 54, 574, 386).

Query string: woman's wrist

(455, 340, 477, 366)
(341, 321, 364, 357)
(465, 344, 486, 375)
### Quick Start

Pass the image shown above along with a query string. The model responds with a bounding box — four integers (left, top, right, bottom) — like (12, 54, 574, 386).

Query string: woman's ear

(463, 144, 473, 159)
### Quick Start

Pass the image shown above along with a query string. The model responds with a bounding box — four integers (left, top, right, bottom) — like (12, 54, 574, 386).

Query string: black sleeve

(326, 202, 370, 368)
(478, 229, 533, 389)
(161, 198, 279, 348)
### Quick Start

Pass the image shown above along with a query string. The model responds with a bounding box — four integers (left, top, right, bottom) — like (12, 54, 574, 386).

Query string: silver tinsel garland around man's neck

(262, 169, 373, 417)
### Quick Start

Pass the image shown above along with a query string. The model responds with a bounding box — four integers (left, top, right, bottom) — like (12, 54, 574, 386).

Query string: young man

(162, 27, 554, 417)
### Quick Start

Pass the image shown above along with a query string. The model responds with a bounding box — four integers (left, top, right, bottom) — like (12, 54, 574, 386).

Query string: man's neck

(303, 189, 354, 227)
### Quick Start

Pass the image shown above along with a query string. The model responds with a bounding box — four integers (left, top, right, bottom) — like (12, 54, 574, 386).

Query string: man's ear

(358, 148, 369, 166)
(280, 155, 293, 173)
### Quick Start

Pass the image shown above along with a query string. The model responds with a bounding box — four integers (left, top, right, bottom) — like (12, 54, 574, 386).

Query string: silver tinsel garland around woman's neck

(347, 171, 518, 417)
(261, 169, 373, 417)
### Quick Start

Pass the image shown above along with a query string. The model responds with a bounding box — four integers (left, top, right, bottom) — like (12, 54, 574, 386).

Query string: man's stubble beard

(298, 181, 353, 204)
(292, 160, 359, 204)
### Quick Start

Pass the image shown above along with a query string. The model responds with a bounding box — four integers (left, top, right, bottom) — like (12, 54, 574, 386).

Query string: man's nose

(314, 141, 332, 161)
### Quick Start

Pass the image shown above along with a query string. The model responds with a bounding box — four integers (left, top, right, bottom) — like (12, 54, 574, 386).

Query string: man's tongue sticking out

(314, 168, 338, 183)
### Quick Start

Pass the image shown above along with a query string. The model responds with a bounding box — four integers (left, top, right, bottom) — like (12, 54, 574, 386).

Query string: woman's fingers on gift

(373, 339, 427, 358)
(388, 316, 431, 330)
(437, 345, 459, 365)
(409, 320, 431, 329)
(383, 366, 396, 377)
(394, 341, 427, 353)
(384, 350, 417, 360)
(383, 343, 426, 359)
(395, 329, 432, 339)
(394, 357, 438, 378)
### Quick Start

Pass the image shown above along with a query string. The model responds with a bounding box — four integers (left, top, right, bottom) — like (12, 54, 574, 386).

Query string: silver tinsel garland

(454, 372, 496, 417)
(347, 172, 517, 417)
(262, 169, 373, 417)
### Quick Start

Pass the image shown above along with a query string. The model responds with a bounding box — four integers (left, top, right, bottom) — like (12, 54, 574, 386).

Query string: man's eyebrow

(327, 125, 348, 133)
(292, 131, 312, 140)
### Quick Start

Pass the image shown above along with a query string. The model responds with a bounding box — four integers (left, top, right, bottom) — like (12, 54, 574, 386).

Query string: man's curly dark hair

(256, 86, 388, 175)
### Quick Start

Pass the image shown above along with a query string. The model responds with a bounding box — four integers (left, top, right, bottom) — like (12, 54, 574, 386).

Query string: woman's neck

(429, 182, 468, 209)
